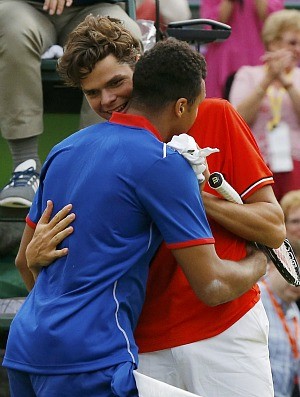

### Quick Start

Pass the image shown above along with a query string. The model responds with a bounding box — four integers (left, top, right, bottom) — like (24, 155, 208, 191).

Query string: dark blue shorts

(7, 362, 138, 397)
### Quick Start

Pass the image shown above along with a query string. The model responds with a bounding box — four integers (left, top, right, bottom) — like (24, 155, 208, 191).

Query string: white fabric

(134, 370, 201, 397)
(41, 45, 63, 59)
(135, 0, 191, 24)
(266, 122, 293, 172)
(138, 300, 274, 397)
(167, 134, 219, 183)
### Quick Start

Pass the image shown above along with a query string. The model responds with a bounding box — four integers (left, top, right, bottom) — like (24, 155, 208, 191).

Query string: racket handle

(208, 172, 243, 204)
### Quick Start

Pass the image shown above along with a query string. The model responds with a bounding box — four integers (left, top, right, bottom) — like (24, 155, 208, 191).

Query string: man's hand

(245, 244, 268, 280)
(262, 49, 295, 83)
(26, 200, 75, 272)
(43, 0, 73, 15)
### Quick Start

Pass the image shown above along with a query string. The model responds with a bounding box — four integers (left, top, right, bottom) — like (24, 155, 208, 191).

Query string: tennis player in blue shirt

(3, 36, 267, 396)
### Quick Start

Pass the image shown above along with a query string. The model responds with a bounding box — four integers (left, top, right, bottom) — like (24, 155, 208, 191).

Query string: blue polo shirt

(3, 113, 214, 374)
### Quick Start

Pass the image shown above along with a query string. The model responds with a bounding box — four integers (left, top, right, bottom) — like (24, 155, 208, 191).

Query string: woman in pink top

(201, 0, 284, 98)
(230, 9, 300, 201)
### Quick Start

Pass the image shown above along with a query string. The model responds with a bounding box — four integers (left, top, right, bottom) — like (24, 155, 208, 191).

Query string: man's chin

(98, 103, 129, 120)
(98, 112, 111, 121)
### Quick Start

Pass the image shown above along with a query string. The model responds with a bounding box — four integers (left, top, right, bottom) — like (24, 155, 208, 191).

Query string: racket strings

(272, 242, 300, 285)
(274, 245, 298, 275)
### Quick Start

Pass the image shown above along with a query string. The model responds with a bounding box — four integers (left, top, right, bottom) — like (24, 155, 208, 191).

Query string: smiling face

(81, 54, 134, 120)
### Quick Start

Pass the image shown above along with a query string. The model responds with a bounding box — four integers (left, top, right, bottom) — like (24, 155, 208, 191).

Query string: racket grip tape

(208, 172, 243, 204)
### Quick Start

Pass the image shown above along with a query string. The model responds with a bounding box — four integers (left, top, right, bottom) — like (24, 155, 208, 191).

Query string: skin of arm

(15, 201, 75, 291)
(254, 0, 268, 22)
(15, 226, 36, 291)
(218, 0, 235, 24)
(218, 0, 268, 23)
(202, 184, 286, 248)
(172, 243, 266, 306)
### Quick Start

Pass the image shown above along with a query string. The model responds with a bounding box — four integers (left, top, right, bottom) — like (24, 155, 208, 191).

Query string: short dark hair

(57, 15, 142, 87)
(131, 38, 206, 110)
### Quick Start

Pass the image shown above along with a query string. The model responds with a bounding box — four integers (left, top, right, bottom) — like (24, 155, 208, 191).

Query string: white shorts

(138, 300, 274, 397)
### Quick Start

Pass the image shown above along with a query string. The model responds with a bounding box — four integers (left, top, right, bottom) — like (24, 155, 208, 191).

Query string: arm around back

(172, 243, 267, 306)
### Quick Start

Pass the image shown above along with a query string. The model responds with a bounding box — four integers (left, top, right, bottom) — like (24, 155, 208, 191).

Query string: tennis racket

(208, 172, 300, 287)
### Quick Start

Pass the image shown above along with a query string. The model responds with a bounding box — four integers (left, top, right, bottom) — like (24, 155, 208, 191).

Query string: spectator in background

(201, 0, 284, 99)
(229, 9, 300, 201)
(0, 0, 141, 209)
(259, 251, 300, 397)
(259, 259, 300, 397)
(136, 0, 191, 29)
(280, 190, 300, 254)
(281, 189, 300, 372)
(281, 190, 300, 345)
(259, 189, 300, 397)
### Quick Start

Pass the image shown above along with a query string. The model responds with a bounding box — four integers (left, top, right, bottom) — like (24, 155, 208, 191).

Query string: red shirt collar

(110, 112, 163, 141)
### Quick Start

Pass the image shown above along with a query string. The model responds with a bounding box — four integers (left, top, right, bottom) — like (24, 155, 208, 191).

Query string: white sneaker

(0, 159, 40, 208)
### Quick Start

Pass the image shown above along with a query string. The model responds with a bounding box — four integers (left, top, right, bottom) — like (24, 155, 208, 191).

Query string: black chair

(166, 18, 231, 49)
(150, 0, 231, 46)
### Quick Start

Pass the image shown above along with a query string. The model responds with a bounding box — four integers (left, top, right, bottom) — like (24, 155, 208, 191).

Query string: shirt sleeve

(136, 149, 214, 248)
(199, 99, 273, 199)
(26, 185, 43, 228)
(26, 150, 53, 227)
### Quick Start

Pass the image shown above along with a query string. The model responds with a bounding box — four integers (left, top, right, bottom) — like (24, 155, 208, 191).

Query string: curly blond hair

(262, 9, 300, 49)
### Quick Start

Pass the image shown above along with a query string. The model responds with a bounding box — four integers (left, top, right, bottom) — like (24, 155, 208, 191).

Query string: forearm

(17, 265, 35, 292)
(26, 260, 41, 284)
(218, 0, 235, 23)
(173, 244, 266, 306)
(202, 188, 285, 247)
(204, 255, 266, 305)
(254, 0, 268, 21)
(15, 224, 37, 291)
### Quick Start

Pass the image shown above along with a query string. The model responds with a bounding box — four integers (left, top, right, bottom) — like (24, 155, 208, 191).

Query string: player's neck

(126, 106, 174, 142)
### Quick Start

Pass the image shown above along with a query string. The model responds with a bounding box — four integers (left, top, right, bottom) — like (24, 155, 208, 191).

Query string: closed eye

(108, 77, 126, 88)
(83, 89, 99, 98)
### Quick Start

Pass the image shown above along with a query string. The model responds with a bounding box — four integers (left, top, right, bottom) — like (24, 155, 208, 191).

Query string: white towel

(167, 133, 219, 183)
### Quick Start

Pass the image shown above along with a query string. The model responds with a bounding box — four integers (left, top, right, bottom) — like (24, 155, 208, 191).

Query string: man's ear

(175, 98, 188, 117)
